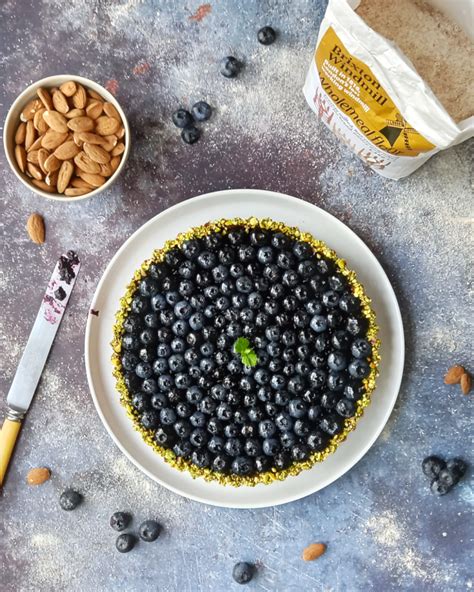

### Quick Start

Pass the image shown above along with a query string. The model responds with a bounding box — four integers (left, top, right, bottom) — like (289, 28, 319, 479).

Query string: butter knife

(0, 251, 81, 485)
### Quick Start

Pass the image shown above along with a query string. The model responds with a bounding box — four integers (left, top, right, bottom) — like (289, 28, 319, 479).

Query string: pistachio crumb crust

(111, 217, 380, 487)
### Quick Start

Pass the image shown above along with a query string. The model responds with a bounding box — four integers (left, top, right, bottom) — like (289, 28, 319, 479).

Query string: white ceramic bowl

(3, 75, 130, 202)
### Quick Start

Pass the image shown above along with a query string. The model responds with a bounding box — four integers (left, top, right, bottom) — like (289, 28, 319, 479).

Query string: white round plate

(85, 189, 404, 508)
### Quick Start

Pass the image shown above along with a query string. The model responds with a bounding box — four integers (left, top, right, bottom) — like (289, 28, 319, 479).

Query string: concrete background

(0, 1, 472, 591)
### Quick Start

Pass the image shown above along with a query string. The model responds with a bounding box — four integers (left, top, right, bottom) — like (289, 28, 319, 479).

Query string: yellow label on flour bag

(315, 27, 435, 157)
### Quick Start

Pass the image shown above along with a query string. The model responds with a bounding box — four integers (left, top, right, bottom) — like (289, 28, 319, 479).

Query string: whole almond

(27, 162, 43, 180)
(20, 99, 43, 122)
(65, 187, 91, 196)
(99, 135, 118, 151)
(43, 110, 69, 133)
(15, 145, 27, 172)
(86, 100, 103, 120)
(87, 89, 103, 101)
(83, 142, 111, 164)
(71, 84, 87, 109)
(59, 80, 77, 97)
(110, 155, 121, 172)
(103, 102, 121, 120)
(27, 150, 40, 165)
(460, 372, 472, 395)
(74, 151, 102, 174)
(116, 126, 125, 140)
(32, 179, 56, 193)
(27, 136, 44, 153)
(46, 169, 59, 187)
(41, 130, 68, 150)
(44, 153, 61, 173)
(444, 365, 465, 385)
(302, 543, 327, 561)
(65, 108, 86, 119)
(25, 120, 36, 151)
(37, 87, 53, 110)
(26, 466, 50, 485)
(34, 108, 49, 133)
(38, 149, 50, 173)
(77, 171, 106, 187)
(15, 122, 27, 144)
(57, 160, 74, 193)
(76, 131, 106, 145)
(71, 176, 94, 189)
(67, 116, 94, 132)
(54, 141, 80, 160)
(52, 90, 70, 114)
(26, 213, 45, 244)
(111, 142, 125, 156)
(95, 116, 120, 136)
(99, 161, 114, 176)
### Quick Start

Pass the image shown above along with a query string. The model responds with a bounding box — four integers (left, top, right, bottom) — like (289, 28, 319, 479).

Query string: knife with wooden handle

(0, 251, 80, 485)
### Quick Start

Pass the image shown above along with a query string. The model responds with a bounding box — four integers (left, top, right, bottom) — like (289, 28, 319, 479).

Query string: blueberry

(307, 430, 326, 451)
(262, 438, 281, 456)
(328, 351, 348, 372)
(291, 443, 310, 461)
(309, 368, 326, 389)
(160, 408, 177, 425)
(122, 352, 139, 372)
(270, 374, 286, 390)
(336, 398, 355, 418)
(282, 270, 299, 287)
(208, 435, 224, 453)
(275, 412, 293, 431)
(293, 241, 312, 259)
(307, 406, 321, 424)
(155, 427, 175, 446)
(141, 410, 159, 429)
(158, 374, 173, 391)
(207, 417, 223, 435)
(344, 382, 365, 401)
(320, 415, 343, 435)
(110, 511, 131, 532)
(116, 533, 137, 553)
(190, 411, 207, 428)
(280, 431, 297, 449)
(140, 277, 159, 297)
(258, 419, 276, 438)
(288, 398, 307, 419)
(236, 276, 253, 293)
(181, 239, 201, 259)
(255, 455, 271, 472)
(213, 454, 231, 472)
(347, 316, 365, 336)
(191, 100, 212, 121)
(430, 478, 451, 496)
(174, 420, 192, 438)
(172, 108, 193, 128)
(348, 359, 370, 379)
(327, 372, 345, 391)
(232, 562, 254, 584)
(332, 330, 350, 350)
(446, 458, 467, 482)
(221, 56, 241, 78)
(437, 468, 457, 489)
(248, 292, 263, 309)
(186, 385, 203, 404)
(122, 334, 139, 350)
(310, 315, 328, 333)
(257, 25, 276, 45)
(59, 489, 82, 511)
(173, 439, 193, 458)
(132, 392, 150, 412)
(142, 378, 158, 394)
(351, 338, 372, 359)
(225, 437, 243, 457)
(232, 456, 254, 476)
(321, 391, 338, 409)
(306, 300, 323, 315)
(181, 126, 200, 144)
(298, 260, 317, 278)
(135, 362, 153, 379)
(138, 520, 161, 542)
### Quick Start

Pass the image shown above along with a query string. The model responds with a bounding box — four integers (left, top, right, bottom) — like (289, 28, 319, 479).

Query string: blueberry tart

(112, 218, 380, 486)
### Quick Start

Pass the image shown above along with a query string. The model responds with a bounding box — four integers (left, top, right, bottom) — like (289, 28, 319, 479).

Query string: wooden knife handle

(0, 417, 22, 486)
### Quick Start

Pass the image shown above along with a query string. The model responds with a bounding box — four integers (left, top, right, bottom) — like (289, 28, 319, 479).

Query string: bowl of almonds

(4, 75, 130, 201)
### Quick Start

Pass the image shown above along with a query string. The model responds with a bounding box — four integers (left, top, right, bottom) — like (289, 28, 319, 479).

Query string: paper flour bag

(303, 0, 474, 179)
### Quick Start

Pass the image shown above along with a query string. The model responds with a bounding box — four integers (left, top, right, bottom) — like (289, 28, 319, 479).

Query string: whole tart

(112, 218, 380, 486)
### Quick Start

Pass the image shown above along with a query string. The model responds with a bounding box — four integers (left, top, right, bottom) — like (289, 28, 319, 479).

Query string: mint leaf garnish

(233, 337, 259, 368)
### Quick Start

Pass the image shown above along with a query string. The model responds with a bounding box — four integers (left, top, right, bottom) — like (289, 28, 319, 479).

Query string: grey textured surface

(0, 1, 473, 591)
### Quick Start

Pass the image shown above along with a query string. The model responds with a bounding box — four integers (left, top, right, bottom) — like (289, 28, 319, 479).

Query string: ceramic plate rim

(85, 189, 404, 508)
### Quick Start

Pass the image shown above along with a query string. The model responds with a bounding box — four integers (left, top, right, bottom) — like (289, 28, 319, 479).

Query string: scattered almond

(302, 543, 327, 561)
(444, 365, 465, 385)
(60, 80, 77, 97)
(26, 466, 50, 485)
(460, 372, 472, 395)
(52, 89, 70, 113)
(26, 213, 45, 244)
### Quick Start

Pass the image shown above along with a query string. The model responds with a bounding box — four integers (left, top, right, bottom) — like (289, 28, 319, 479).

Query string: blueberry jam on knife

(112, 219, 379, 485)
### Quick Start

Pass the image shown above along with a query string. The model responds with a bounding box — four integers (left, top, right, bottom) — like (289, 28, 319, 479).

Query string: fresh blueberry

(232, 456, 254, 476)
(116, 533, 136, 553)
(181, 126, 201, 144)
(221, 56, 242, 78)
(430, 478, 451, 496)
(351, 338, 372, 359)
(328, 351, 348, 372)
(232, 562, 254, 584)
(59, 489, 82, 511)
(191, 100, 212, 121)
(310, 315, 328, 333)
(172, 108, 193, 128)
(110, 511, 131, 532)
(348, 359, 370, 379)
(257, 25, 276, 45)
(138, 520, 161, 542)
(446, 458, 467, 482)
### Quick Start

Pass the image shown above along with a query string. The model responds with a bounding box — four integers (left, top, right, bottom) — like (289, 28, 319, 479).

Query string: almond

(27, 162, 43, 180)
(65, 187, 92, 196)
(20, 99, 43, 121)
(43, 110, 69, 133)
(65, 108, 86, 119)
(67, 116, 94, 132)
(54, 141, 80, 160)
(15, 122, 27, 144)
(83, 142, 111, 164)
(27, 150, 40, 165)
(25, 120, 36, 151)
(77, 171, 106, 187)
(57, 160, 74, 193)
(103, 102, 121, 120)
(460, 372, 472, 395)
(41, 130, 68, 150)
(76, 131, 105, 145)
(34, 108, 48, 133)
(95, 115, 120, 136)
(38, 148, 50, 173)
(302, 543, 327, 561)
(26, 466, 50, 485)
(71, 176, 94, 189)
(74, 151, 102, 174)
(46, 169, 59, 187)
(99, 161, 114, 176)
(87, 88, 103, 101)
(444, 365, 465, 385)
(32, 179, 56, 193)
(15, 145, 27, 172)
(26, 213, 45, 244)
(86, 100, 103, 120)
(111, 142, 125, 156)
(52, 89, 70, 113)
(110, 155, 121, 172)
(37, 87, 53, 110)
(59, 80, 77, 97)
(44, 153, 61, 173)
(116, 126, 125, 140)
(27, 136, 44, 153)
(99, 135, 118, 151)
(71, 84, 87, 109)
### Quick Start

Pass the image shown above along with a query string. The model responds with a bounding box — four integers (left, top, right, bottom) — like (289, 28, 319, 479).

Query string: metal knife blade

(6, 251, 81, 415)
